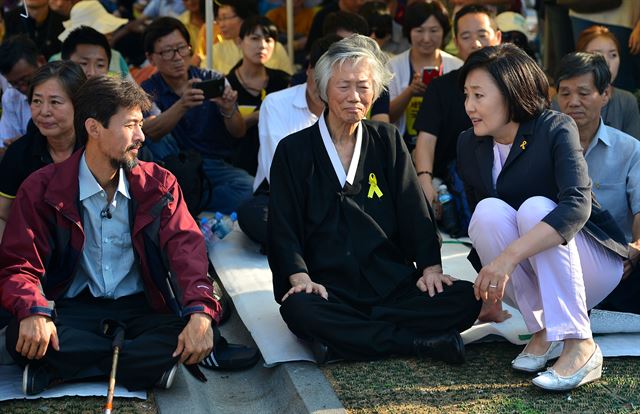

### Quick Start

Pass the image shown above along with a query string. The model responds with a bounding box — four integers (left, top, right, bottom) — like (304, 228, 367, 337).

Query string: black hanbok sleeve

(267, 133, 310, 302)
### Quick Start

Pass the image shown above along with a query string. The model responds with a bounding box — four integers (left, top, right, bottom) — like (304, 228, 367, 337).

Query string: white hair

(314, 34, 393, 103)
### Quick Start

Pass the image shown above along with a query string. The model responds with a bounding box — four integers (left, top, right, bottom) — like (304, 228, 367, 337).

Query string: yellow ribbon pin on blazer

(368, 173, 383, 199)
(520, 140, 527, 150)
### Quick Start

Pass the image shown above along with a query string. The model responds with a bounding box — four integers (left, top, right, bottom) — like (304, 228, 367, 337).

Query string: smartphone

(421, 66, 440, 85)
(193, 77, 225, 99)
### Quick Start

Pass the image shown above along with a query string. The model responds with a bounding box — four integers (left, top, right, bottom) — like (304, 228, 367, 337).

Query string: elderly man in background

(556, 52, 640, 315)
(268, 34, 481, 364)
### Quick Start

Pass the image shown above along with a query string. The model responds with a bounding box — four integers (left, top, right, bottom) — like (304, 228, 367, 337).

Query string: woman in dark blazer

(456, 44, 627, 391)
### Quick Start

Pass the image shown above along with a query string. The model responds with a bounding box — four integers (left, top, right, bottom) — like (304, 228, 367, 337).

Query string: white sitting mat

(208, 230, 314, 366)
(0, 364, 146, 402)
(211, 230, 640, 364)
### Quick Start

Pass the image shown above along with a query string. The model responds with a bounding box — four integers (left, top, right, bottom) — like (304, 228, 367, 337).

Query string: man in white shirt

(0, 35, 45, 149)
(236, 35, 336, 249)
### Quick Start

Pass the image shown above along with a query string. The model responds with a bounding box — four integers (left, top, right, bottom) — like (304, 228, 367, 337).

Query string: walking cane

(103, 321, 125, 414)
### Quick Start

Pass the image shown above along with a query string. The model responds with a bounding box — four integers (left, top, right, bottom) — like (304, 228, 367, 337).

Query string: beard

(109, 143, 141, 171)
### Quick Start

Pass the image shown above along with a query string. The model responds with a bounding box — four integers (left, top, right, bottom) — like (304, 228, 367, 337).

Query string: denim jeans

(201, 157, 254, 214)
(145, 134, 253, 214)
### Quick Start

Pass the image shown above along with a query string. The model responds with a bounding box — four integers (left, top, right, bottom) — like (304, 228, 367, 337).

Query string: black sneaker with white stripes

(199, 336, 260, 371)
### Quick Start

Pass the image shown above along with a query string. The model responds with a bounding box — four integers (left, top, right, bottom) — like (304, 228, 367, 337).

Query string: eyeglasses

(217, 14, 238, 22)
(154, 44, 192, 60)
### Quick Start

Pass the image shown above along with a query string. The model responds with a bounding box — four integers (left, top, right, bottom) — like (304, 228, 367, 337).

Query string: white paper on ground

(208, 230, 314, 366)
(0, 365, 146, 402)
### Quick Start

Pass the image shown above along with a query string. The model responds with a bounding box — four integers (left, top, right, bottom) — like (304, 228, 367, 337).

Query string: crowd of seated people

(0, 0, 640, 397)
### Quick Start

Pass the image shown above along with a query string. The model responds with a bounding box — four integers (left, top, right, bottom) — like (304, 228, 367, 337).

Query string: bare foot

(478, 300, 512, 323)
(522, 329, 551, 355)
(551, 338, 596, 376)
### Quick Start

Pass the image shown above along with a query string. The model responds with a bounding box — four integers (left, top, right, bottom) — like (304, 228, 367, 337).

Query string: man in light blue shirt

(1, 76, 258, 396)
(0, 36, 45, 147)
(64, 152, 145, 299)
(557, 52, 640, 314)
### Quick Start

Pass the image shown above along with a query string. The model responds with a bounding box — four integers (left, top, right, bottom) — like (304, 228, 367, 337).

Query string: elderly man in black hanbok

(267, 34, 481, 364)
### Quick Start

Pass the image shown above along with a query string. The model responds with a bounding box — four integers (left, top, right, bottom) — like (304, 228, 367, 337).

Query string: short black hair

(28, 60, 87, 104)
(359, 1, 392, 39)
(239, 15, 278, 40)
(323, 11, 369, 37)
(0, 35, 42, 75)
(459, 43, 549, 123)
(453, 4, 495, 37)
(215, 0, 258, 21)
(74, 75, 152, 145)
(309, 34, 343, 68)
(555, 52, 611, 94)
(143, 17, 191, 55)
(403, 1, 450, 43)
(61, 26, 112, 64)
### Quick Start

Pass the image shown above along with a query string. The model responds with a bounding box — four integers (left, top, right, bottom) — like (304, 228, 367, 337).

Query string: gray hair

(314, 34, 393, 103)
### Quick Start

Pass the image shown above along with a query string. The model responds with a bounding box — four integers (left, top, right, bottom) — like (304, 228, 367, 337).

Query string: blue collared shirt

(585, 120, 640, 243)
(65, 153, 144, 299)
(0, 86, 30, 145)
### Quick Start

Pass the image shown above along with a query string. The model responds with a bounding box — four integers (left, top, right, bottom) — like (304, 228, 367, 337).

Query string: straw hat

(58, 1, 128, 41)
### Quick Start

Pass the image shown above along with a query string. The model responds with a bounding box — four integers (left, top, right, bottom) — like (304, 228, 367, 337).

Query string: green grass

(322, 342, 640, 414)
(0, 393, 156, 413)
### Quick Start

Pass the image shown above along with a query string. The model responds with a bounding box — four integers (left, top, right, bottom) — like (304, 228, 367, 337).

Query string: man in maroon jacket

(0, 75, 257, 395)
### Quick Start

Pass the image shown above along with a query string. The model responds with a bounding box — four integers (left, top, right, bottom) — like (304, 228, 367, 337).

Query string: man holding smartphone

(140, 17, 253, 214)
(413, 5, 502, 232)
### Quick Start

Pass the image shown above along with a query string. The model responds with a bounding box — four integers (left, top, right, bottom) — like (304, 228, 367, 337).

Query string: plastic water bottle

(211, 212, 237, 240)
(200, 217, 215, 244)
(437, 184, 461, 237)
(229, 211, 238, 232)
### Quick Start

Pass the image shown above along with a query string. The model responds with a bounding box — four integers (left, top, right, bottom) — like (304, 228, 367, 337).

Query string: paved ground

(155, 310, 345, 414)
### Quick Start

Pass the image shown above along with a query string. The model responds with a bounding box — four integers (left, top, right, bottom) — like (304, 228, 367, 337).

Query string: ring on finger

(488, 284, 498, 288)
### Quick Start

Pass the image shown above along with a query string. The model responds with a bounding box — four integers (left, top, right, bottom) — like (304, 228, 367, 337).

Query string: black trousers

(237, 193, 269, 249)
(6, 292, 186, 391)
(280, 280, 481, 360)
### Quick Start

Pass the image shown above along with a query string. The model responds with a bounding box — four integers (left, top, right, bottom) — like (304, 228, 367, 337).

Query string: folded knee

(516, 196, 557, 233)
(469, 198, 514, 237)
(279, 292, 317, 321)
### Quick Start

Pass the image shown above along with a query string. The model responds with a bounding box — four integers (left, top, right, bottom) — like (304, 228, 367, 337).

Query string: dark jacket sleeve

(267, 135, 310, 303)
(158, 170, 222, 322)
(541, 115, 592, 242)
(385, 124, 442, 271)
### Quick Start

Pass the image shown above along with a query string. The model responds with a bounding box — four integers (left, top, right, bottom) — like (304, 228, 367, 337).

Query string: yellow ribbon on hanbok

(368, 173, 383, 199)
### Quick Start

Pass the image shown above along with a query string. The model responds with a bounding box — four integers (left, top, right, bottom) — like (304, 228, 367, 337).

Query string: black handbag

(159, 150, 212, 217)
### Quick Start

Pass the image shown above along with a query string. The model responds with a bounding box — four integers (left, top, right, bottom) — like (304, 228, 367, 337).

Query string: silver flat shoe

(512, 341, 563, 372)
(532, 344, 603, 391)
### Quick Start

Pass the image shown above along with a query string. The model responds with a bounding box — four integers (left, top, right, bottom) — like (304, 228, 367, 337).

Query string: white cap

(495, 11, 528, 36)
(58, 1, 128, 41)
